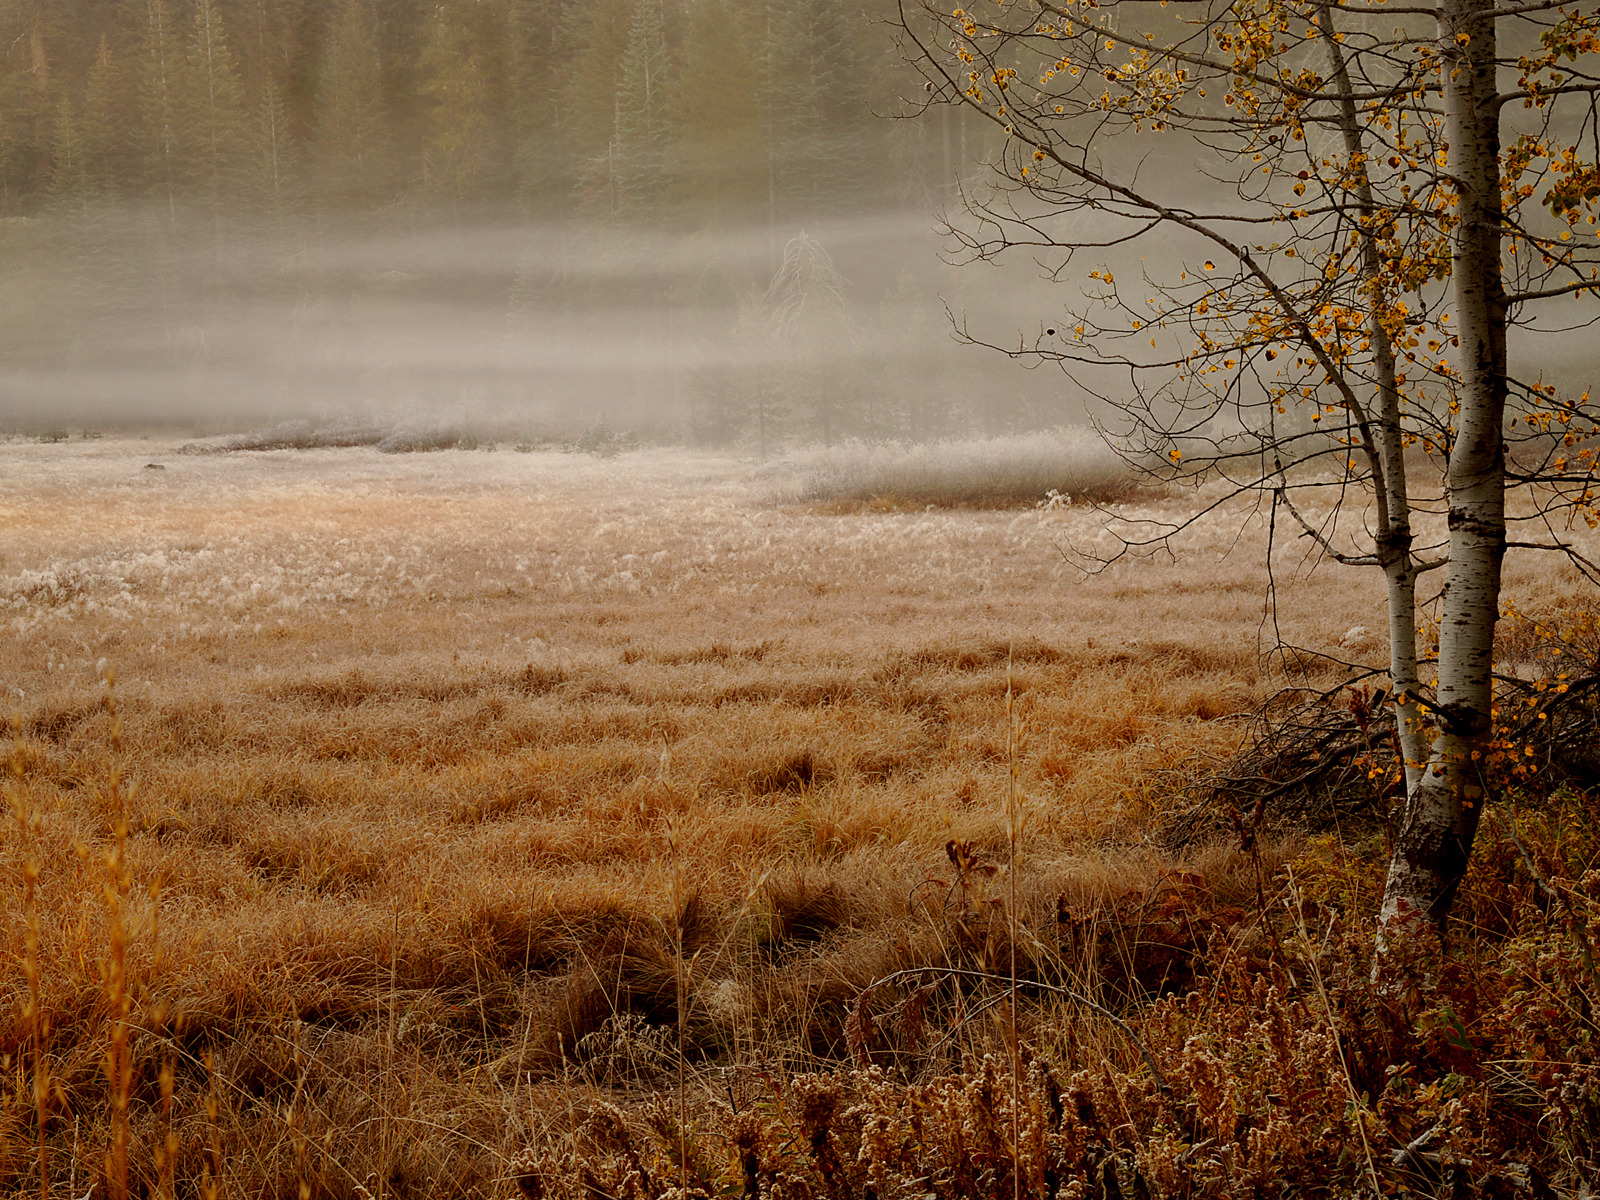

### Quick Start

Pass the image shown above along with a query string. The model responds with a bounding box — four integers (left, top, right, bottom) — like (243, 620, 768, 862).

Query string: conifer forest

(0, 0, 1041, 441)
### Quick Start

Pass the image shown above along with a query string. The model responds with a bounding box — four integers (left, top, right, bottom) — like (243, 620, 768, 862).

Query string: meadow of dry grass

(3, 436, 1598, 1197)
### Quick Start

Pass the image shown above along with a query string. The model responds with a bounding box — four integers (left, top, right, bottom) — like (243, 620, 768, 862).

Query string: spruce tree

(313, 0, 390, 205)
(255, 73, 303, 225)
(760, 0, 870, 219)
(0, 0, 52, 208)
(82, 37, 136, 199)
(419, 0, 503, 204)
(138, 0, 182, 217)
(507, 0, 567, 209)
(674, 0, 764, 219)
(760, 232, 857, 444)
(612, 0, 672, 218)
(557, 0, 631, 211)
(45, 98, 90, 212)
(178, 0, 252, 211)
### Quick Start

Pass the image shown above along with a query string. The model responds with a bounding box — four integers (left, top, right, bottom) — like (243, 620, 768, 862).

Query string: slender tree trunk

(1380, 0, 1508, 933)
(1315, 9, 1430, 786)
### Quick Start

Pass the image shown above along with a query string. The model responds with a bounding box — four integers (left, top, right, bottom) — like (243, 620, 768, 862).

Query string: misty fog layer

(1, 0, 1593, 445)
(0, 209, 1092, 442)
(0, 0, 1097, 445)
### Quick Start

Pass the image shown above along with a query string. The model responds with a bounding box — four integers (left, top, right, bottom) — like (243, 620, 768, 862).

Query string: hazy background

(0, 0, 1092, 447)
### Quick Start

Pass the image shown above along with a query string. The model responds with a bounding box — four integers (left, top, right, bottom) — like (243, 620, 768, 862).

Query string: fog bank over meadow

(0, 0, 1098, 446)
(0, 207, 1113, 445)
(6, 196, 1589, 450)
(1, 0, 1593, 450)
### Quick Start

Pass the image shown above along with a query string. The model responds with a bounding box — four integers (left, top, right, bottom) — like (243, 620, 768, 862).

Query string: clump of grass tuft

(775, 429, 1148, 509)
(175, 416, 557, 455)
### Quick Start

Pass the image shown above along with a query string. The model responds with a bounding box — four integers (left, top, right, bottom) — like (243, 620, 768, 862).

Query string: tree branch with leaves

(897, 0, 1600, 936)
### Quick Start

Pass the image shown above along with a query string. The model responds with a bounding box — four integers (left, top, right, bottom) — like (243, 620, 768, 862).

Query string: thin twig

(1285, 866, 1380, 1196)
(860, 967, 1168, 1092)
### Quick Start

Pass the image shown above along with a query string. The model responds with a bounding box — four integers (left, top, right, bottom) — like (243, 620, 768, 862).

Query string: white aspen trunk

(1379, 0, 1508, 932)
(1316, 12, 1431, 786)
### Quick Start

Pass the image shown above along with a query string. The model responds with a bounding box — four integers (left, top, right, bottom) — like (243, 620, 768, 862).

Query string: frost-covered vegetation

(771, 429, 1145, 509)
(3, 440, 1599, 1196)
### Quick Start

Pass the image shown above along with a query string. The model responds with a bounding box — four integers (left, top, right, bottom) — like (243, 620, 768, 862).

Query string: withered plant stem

(1286, 865, 1380, 1195)
(202, 1049, 221, 1200)
(1004, 654, 1021, 1200)
(665, 810, 689, 1194)
(102, 668, 132, 1200)
(292, 1017, 309, 1200)
(12, 785, 49, 1200)
(158, 1056, 177, 1200)
(384, 899, 399, 1200)
(151, 878, 175, 1200)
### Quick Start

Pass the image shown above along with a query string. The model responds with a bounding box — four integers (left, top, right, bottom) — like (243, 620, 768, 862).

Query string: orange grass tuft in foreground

(2, 439, 1595, 1195)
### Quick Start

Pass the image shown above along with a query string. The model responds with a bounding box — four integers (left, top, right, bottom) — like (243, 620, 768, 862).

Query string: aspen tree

(898, 0, 1600, 934)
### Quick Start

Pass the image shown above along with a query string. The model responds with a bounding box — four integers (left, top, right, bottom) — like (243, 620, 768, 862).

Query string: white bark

(1379, 0, 1508, 931)
(1315, 11, 1431, 789)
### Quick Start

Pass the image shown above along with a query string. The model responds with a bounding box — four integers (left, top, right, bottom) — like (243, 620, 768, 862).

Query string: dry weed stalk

(149, 876, 178, 1200)
(157, 1054, 177, 1200)
(201, 1049, 222, 1200)
(10, 773, 49, 1200)
(1003, 654, 1022, 1200)
(383, 899, 399, 1199)
(1286, 864, 1380, 1195)
(662, 807, 689, 1194)
(100, 667, 134, 1200)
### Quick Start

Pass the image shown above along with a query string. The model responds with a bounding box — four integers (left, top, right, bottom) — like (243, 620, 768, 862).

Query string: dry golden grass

(3, 437, 1596, 1195)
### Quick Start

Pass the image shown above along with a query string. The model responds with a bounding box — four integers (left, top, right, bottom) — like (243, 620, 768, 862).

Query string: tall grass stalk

(291, 1017, 309, 1200)
(202, 1050, 221, 1200)
(664, 810, 689, 1193)
(150, 878, 176, 1200)
(1287, 865, 1380, 1195)
(384, 900, 400, 1199)
(11, 782, 49, 1200)
(1004, 655, 1022, 1200)
(102, 667, 132, 1200)
(158, 1056, 177, 1200)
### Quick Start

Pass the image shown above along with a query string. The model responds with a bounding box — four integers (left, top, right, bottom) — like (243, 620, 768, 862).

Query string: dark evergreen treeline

(0, 0, 942, 222)
(0, 0, 1056, 444)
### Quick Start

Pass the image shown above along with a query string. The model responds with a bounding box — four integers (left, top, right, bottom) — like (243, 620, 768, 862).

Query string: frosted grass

(775, 429, 1144, 508)
(2, 437, 1529, 675)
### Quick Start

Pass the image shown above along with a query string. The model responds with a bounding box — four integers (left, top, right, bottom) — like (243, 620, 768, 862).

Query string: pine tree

(673, 0, 764, 219)
(760, 232, 857, 444)
(177, 0, 252, 210)
(0, 0, 51, 209)
(507, 0, 567, 208)
(419, 0, 505, 204)
(254, 73, 303, 225)
(45, 98, 90, 211)
(81, 37, 136, 199)
(611, 0, 672, 217)
(313, 0, 390, 205)
(557, 0, 631, 211)
(138, 0, 182, 216)
(760, 0, 870, 219)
